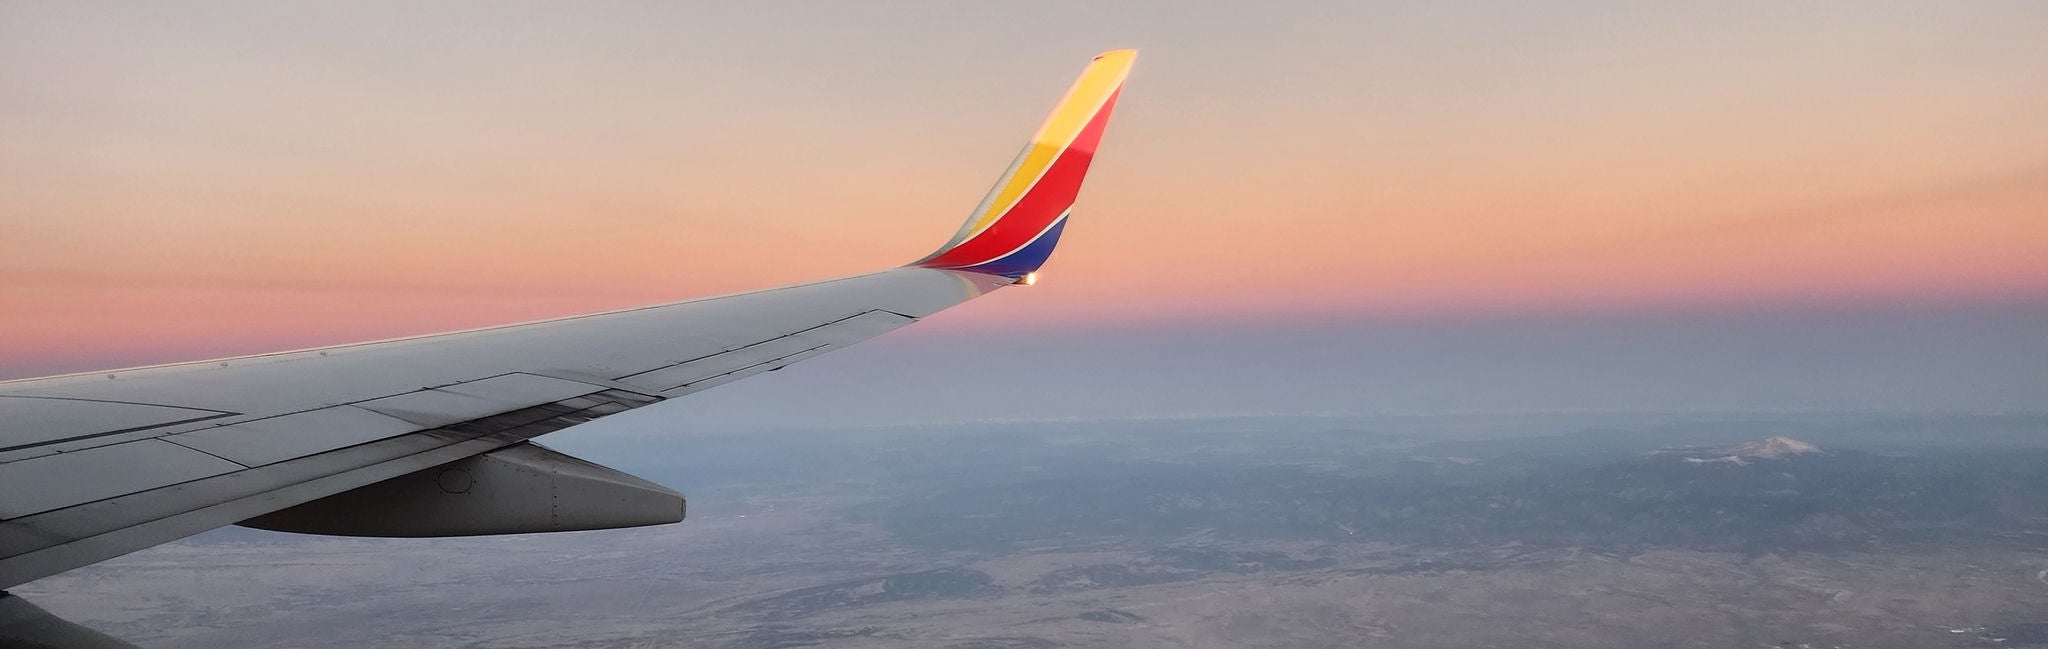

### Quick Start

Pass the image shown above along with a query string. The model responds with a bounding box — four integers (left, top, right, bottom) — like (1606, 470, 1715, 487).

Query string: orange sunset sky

(3, 2, 2046, 389)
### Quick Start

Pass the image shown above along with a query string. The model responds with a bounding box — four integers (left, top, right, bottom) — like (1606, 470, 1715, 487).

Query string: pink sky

(3, 2, 2046, 378)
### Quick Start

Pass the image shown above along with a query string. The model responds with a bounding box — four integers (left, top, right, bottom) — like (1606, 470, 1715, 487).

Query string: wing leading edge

(0, 50, 1136, 591)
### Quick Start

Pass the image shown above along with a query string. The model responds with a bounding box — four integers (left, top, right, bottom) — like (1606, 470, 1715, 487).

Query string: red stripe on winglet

(920, 88, 1122, 269)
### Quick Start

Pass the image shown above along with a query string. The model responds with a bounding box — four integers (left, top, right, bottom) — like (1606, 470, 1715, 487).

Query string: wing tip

(912, 51, 1135, 278)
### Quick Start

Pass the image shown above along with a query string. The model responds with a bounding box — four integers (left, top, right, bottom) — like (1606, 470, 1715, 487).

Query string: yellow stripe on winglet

(962, 50, 1136, 238)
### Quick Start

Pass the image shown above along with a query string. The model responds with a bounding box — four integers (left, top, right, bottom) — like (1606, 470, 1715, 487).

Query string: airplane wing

(0, 50, 1136, 594)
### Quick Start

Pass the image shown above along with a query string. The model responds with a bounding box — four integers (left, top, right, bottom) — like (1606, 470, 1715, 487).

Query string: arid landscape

(17, 413, 2048, 648)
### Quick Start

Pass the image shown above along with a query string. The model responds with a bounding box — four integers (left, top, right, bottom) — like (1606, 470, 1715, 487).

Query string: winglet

(914, 50, 1136, 278)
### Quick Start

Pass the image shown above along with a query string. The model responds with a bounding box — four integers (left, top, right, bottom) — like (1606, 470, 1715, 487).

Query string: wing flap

(0, 440, 244, 519)
(0, 397, 234, 456)
(351, 373, 606, 428)
(149, 374, 613, 469)
(166, 406, 420, 467)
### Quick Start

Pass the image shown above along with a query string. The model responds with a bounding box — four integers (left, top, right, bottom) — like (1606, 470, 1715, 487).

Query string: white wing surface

(0, 50, 1136, 590)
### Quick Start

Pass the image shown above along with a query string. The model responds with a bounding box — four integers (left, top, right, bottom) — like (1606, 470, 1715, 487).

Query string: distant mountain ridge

(886, 434, 2048, 555)
(1658, 436, 1823, 465)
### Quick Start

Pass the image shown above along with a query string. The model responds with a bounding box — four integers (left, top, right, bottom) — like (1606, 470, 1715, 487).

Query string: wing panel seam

(665, 343, 832, 393)
(610, 310, 891, 382)
(0, 412, 240, 455)
(156, 438, 253, 470)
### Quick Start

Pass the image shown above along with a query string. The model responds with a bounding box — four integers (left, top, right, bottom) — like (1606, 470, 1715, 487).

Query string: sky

(3, 1, 2046, 421)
